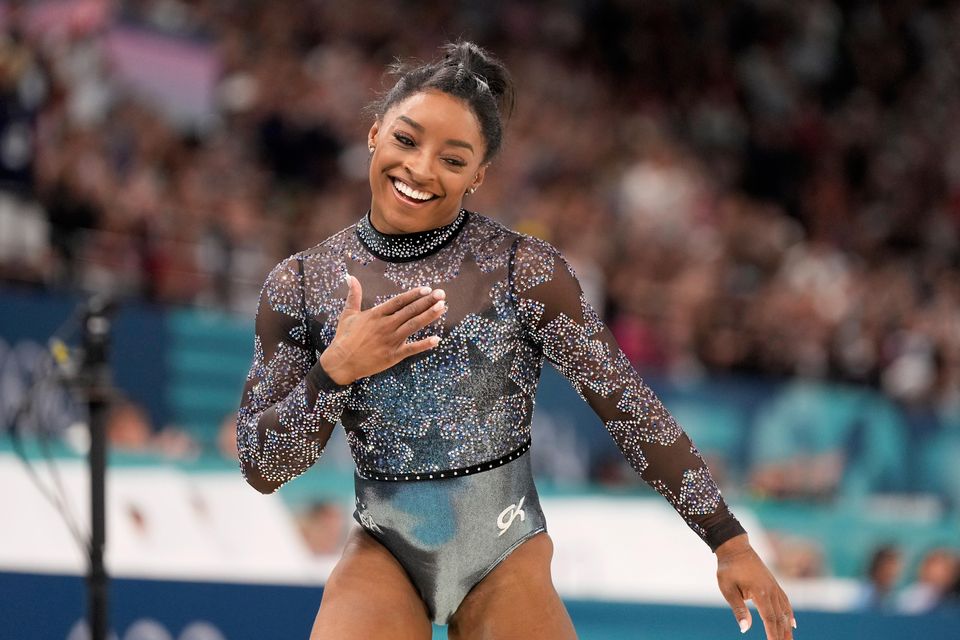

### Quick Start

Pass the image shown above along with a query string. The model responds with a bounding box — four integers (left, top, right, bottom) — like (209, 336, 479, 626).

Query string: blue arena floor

(2, 571, 957, 640)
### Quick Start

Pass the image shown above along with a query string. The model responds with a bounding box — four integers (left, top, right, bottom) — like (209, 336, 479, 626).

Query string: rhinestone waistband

(355, 440, 532, 482)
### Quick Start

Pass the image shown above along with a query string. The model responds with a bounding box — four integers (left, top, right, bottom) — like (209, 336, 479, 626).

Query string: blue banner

(0, 287, 170, 433)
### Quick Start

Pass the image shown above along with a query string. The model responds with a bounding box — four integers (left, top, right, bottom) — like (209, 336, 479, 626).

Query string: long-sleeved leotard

(237, 209, 744, 551)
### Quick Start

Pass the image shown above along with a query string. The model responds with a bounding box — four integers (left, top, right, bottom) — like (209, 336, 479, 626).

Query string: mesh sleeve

(511, 236, 744, 550)
(236, 257, 351, 493)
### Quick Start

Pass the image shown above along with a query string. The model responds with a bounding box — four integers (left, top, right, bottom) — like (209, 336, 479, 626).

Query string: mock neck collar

(356, 209, 469, 262)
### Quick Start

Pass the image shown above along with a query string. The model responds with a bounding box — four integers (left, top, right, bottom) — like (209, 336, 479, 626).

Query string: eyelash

(394, 132, 415, 147)
(392, 132, 467, 168)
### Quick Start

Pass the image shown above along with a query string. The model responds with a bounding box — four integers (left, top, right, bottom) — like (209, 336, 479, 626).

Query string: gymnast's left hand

(715, 533, 796, 639)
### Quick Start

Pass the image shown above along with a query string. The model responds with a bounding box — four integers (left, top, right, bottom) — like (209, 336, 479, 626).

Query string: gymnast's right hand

(319, 274, 446, 385)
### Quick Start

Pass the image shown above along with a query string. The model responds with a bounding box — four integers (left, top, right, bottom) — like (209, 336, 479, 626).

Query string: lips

(390, 177, 438, 206)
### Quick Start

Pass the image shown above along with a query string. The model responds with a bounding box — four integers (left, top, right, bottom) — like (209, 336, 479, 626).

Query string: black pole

(82, 297, 113, 640)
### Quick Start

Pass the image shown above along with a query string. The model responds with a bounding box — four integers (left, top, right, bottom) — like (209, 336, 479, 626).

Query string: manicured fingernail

(791, 618, 797, 629)
(738, 619, 750, 634)
(433, 300, 445, 310)
(419, 286, 431, 295)
(433, 289, 445, 299)
(430, 336, 440, 345)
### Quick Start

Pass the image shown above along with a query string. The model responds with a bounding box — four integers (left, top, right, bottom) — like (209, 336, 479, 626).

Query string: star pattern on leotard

(236, 257, 352, 490)
(510, 234, 739, 546)
(236, 212, 742, 547)
(344, 302, 531, 475)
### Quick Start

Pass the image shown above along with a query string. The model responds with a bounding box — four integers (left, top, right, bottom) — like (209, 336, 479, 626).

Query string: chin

(375, 190, 459, 234)
(381, 210, 421, 233)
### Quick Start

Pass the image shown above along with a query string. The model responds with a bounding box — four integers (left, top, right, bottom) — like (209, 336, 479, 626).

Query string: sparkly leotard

(237, 210, 745, 623)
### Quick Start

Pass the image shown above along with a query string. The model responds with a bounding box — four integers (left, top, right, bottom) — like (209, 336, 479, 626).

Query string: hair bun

(440, 41, 514, 116)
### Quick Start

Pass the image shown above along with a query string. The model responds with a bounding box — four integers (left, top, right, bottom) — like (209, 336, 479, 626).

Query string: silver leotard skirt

(353, 450, 546, 624)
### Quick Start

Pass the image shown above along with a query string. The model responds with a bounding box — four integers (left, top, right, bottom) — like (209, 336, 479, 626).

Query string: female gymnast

(237, 41, 796, 640)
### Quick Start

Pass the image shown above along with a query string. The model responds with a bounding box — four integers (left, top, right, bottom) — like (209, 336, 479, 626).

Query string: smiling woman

(363, 42, 513, 236)
(235, 41, 796, 640)
(367, 91, 486, 233)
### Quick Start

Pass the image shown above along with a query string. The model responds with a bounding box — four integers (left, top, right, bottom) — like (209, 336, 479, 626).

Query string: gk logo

(358, 510, 382, 534)
(355, 497, 383, 534)
(497, 496, 526, 537)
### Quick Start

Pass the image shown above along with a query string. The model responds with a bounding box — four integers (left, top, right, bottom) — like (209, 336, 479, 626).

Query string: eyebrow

(396, 115, 475, 154)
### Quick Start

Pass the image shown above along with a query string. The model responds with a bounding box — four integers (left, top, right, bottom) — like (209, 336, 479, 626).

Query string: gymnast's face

(367, 90, 487, 234)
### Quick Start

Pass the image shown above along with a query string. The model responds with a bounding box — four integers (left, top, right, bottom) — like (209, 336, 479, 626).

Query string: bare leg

(310, 527, 432, 640)
(447, 532, 577, 640)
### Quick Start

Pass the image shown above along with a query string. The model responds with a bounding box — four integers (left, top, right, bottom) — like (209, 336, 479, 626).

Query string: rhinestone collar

(356, 209, 469, 262)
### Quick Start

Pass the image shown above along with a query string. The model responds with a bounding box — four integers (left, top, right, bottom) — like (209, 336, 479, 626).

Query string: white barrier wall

(0, 455, 334, 583)
(0, 455, 859, 610)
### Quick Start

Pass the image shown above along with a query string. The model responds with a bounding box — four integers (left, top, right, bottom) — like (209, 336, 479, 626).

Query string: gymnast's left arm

(510, 235, 795, 639)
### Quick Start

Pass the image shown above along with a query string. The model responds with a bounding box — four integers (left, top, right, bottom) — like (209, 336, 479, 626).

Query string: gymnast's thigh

(310, 526, 432, 640)
(447, 532, 578, 640)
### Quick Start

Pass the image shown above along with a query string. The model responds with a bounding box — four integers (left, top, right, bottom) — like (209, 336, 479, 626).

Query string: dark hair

(867, 545, 900, 579)
(370, 41, 515, 163)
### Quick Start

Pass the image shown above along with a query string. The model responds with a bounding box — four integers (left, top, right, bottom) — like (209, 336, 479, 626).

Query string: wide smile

(390, 177, 439, 207)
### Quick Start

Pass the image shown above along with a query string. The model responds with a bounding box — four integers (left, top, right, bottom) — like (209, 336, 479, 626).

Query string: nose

(403, 151, 433, 185)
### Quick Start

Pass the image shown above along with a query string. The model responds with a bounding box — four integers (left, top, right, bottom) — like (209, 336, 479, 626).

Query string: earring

(468, 187, 476, 194)
(368, 145, 375, 154)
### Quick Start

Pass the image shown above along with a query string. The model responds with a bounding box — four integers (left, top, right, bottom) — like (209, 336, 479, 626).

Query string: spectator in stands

(855, 545, 903, 612)
(106, 399, 199, 459)
(0, 12, 51, 285)
(296, 500, 348, 557)
(768, 534, 825, 580)
(216, 411, 239, 461)
(896, 548, 960, 614)
(105, 400, 153, 451)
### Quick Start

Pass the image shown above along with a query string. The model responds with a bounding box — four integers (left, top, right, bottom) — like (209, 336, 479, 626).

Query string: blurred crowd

(856, 544, 960, 614)
(1, 0, 960, 412)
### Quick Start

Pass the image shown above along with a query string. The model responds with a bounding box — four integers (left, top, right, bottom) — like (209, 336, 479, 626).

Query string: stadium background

(1, 0, 959, 638)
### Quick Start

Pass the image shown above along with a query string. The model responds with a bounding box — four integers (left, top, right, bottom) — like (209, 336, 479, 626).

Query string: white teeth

(393, 178, 435, 201)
